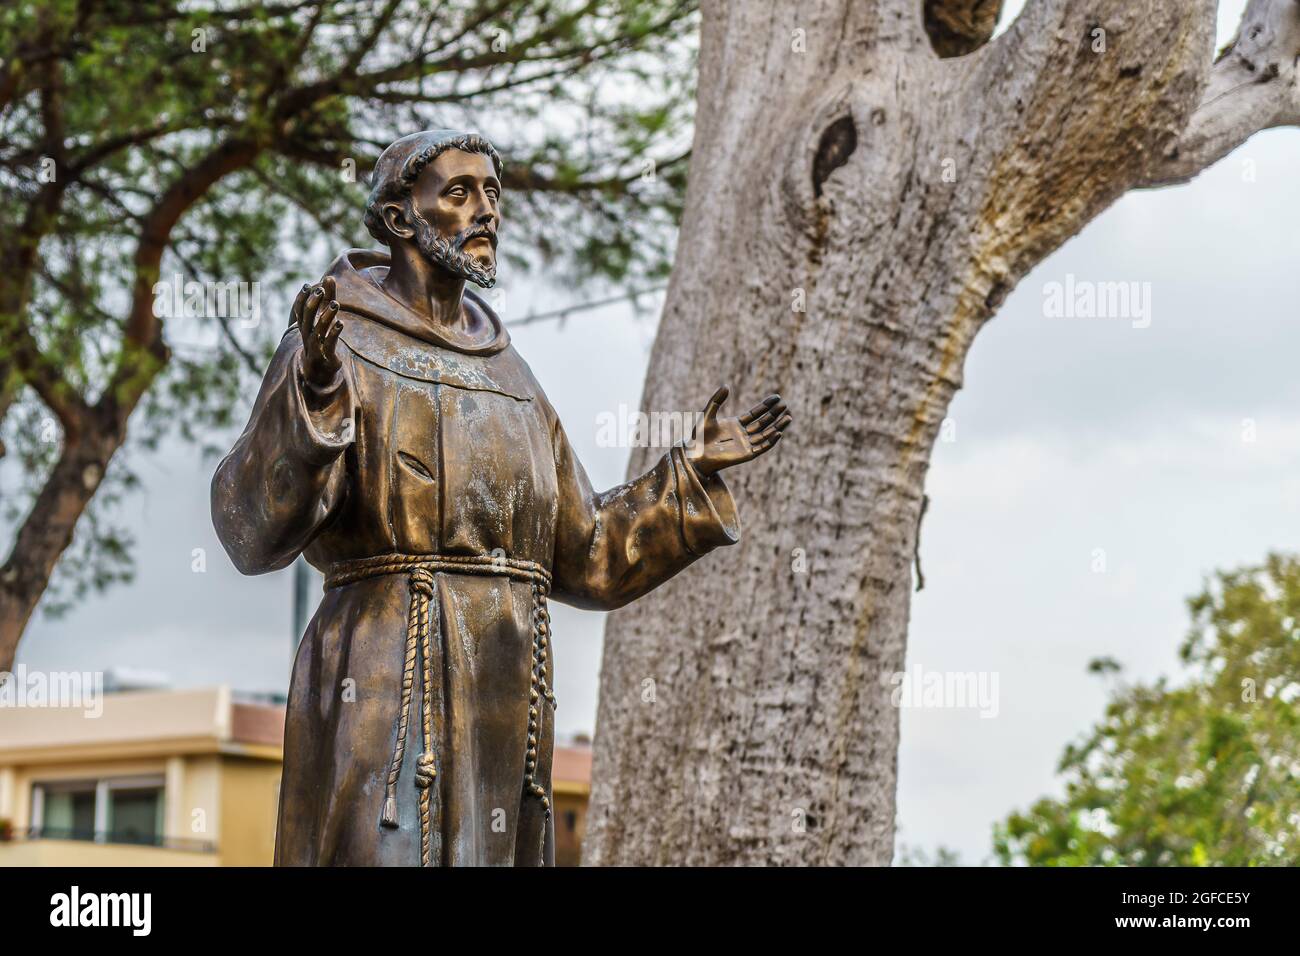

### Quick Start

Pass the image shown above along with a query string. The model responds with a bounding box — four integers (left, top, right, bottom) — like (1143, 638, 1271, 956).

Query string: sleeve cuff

(289, 353, 354, 467)
(671, 444, 741, 556)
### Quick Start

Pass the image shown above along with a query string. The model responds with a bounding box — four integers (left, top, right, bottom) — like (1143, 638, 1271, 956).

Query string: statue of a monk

(211, 129, 792, 866)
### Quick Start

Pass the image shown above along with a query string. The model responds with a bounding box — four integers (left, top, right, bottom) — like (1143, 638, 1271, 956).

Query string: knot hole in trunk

(811, 114, 858, 199)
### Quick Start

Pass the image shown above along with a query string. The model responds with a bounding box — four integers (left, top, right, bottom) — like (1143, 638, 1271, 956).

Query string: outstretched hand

(293, 276, 343, 390)
(685, 386, 791, 477)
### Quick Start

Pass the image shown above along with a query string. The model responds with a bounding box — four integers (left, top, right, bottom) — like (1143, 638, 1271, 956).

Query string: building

(0, 686, 283, 866)
(552, 737, 593, 866)
(0, 685, 594, 866)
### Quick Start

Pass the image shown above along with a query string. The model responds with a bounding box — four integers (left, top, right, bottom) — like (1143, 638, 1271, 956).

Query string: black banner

(0, 865, 1292, 943)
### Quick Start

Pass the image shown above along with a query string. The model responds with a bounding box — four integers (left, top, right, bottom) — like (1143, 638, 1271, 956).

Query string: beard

(410, 209, 497, 288)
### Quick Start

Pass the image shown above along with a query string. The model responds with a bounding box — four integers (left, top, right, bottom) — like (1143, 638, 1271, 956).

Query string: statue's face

(404, 149, 501, 286)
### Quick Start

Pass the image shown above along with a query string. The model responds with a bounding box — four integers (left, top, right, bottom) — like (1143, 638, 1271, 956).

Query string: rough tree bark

(585, 0, 1300, 865)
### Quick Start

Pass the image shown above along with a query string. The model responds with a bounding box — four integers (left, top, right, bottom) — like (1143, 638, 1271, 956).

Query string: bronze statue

(211, 130, 791, 866)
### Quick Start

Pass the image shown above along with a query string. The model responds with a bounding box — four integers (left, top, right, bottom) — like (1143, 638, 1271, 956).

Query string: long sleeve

(549, 416, 740, 611)
(212, 331, 355, 574)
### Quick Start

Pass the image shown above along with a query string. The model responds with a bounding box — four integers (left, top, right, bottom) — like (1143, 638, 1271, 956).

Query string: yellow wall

(176, 754, 223, 847)
(0, 766, 13, 822)
(552, 791, 588, 867)
(218, 757, 281, 866)
(0, 839, 216, 867)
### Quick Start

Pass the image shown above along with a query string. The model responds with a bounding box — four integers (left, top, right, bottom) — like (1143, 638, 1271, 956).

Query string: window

(38, 782, 97, 841)
(107, 786, 164, 845)
(31, 775, 165, 846)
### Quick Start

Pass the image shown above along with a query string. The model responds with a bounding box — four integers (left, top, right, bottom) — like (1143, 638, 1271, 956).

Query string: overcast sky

(10, 0, 1297, 864)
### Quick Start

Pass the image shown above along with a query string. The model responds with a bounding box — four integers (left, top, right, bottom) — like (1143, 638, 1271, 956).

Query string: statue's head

(364, 130, 503, 288)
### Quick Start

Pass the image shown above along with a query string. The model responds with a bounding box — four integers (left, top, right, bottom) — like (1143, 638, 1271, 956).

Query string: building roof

(552, 741, 592, 790)
(0, 686, 285, 764)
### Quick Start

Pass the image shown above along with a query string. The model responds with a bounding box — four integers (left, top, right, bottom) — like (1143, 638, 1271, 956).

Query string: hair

(363, 132, 503, 245)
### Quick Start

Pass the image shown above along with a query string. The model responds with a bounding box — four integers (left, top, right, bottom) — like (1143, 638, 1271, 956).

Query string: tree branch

(102, 137, 262, 416)
(341, 0, 405, 76)
(273, 0, 689, 120)
(1, 174, 88, 434)
(951, 0, 1219, 290)
(1141, 0, 1300, 187)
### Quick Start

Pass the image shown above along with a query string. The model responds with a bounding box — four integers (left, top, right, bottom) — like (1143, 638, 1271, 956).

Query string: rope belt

(325, 552, 557, 867)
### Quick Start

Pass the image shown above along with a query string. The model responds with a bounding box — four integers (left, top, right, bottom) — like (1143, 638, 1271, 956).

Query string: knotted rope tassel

(332, 554, 555, 864)
(523, 581, 554, 817)
(380, 567, 437, 866)
(414, 568, 437, 867)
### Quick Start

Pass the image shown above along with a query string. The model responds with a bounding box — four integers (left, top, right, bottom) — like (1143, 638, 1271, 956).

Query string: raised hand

(292, 275, 343, 390)
(685, 386, 791, 477)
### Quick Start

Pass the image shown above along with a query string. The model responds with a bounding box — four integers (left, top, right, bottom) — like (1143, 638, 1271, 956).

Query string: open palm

(686, 386, 791, 477)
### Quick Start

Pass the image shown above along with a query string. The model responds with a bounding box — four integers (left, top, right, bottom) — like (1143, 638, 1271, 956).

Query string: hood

(321, 248, 510, 356)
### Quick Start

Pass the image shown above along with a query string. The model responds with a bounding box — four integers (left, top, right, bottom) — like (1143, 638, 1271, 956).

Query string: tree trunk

(0, 414, 125, 672)
(585, 0, 1293, 865)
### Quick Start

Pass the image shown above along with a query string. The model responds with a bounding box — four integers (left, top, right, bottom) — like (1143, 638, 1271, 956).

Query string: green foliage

(0, 0, 697, 610)
(994, 553, 1300, 866)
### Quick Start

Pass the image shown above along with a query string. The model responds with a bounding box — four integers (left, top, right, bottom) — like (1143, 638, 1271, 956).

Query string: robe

(211, 249, 740, 866)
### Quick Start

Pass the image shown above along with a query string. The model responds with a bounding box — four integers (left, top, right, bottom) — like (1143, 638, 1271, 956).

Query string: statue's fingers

(703, 385, 729, 422)
(321, 276, 337, 325)
(739, 394, 779, 425)
(746, 402, 787, 433)
(754, 413, 780, 439)
(753, 430, 784, 455)
(291, 283, 310, 330)
(323, 313, 343, 358)
(756, 415, 792, 444)
(303, 285, 325, 338)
